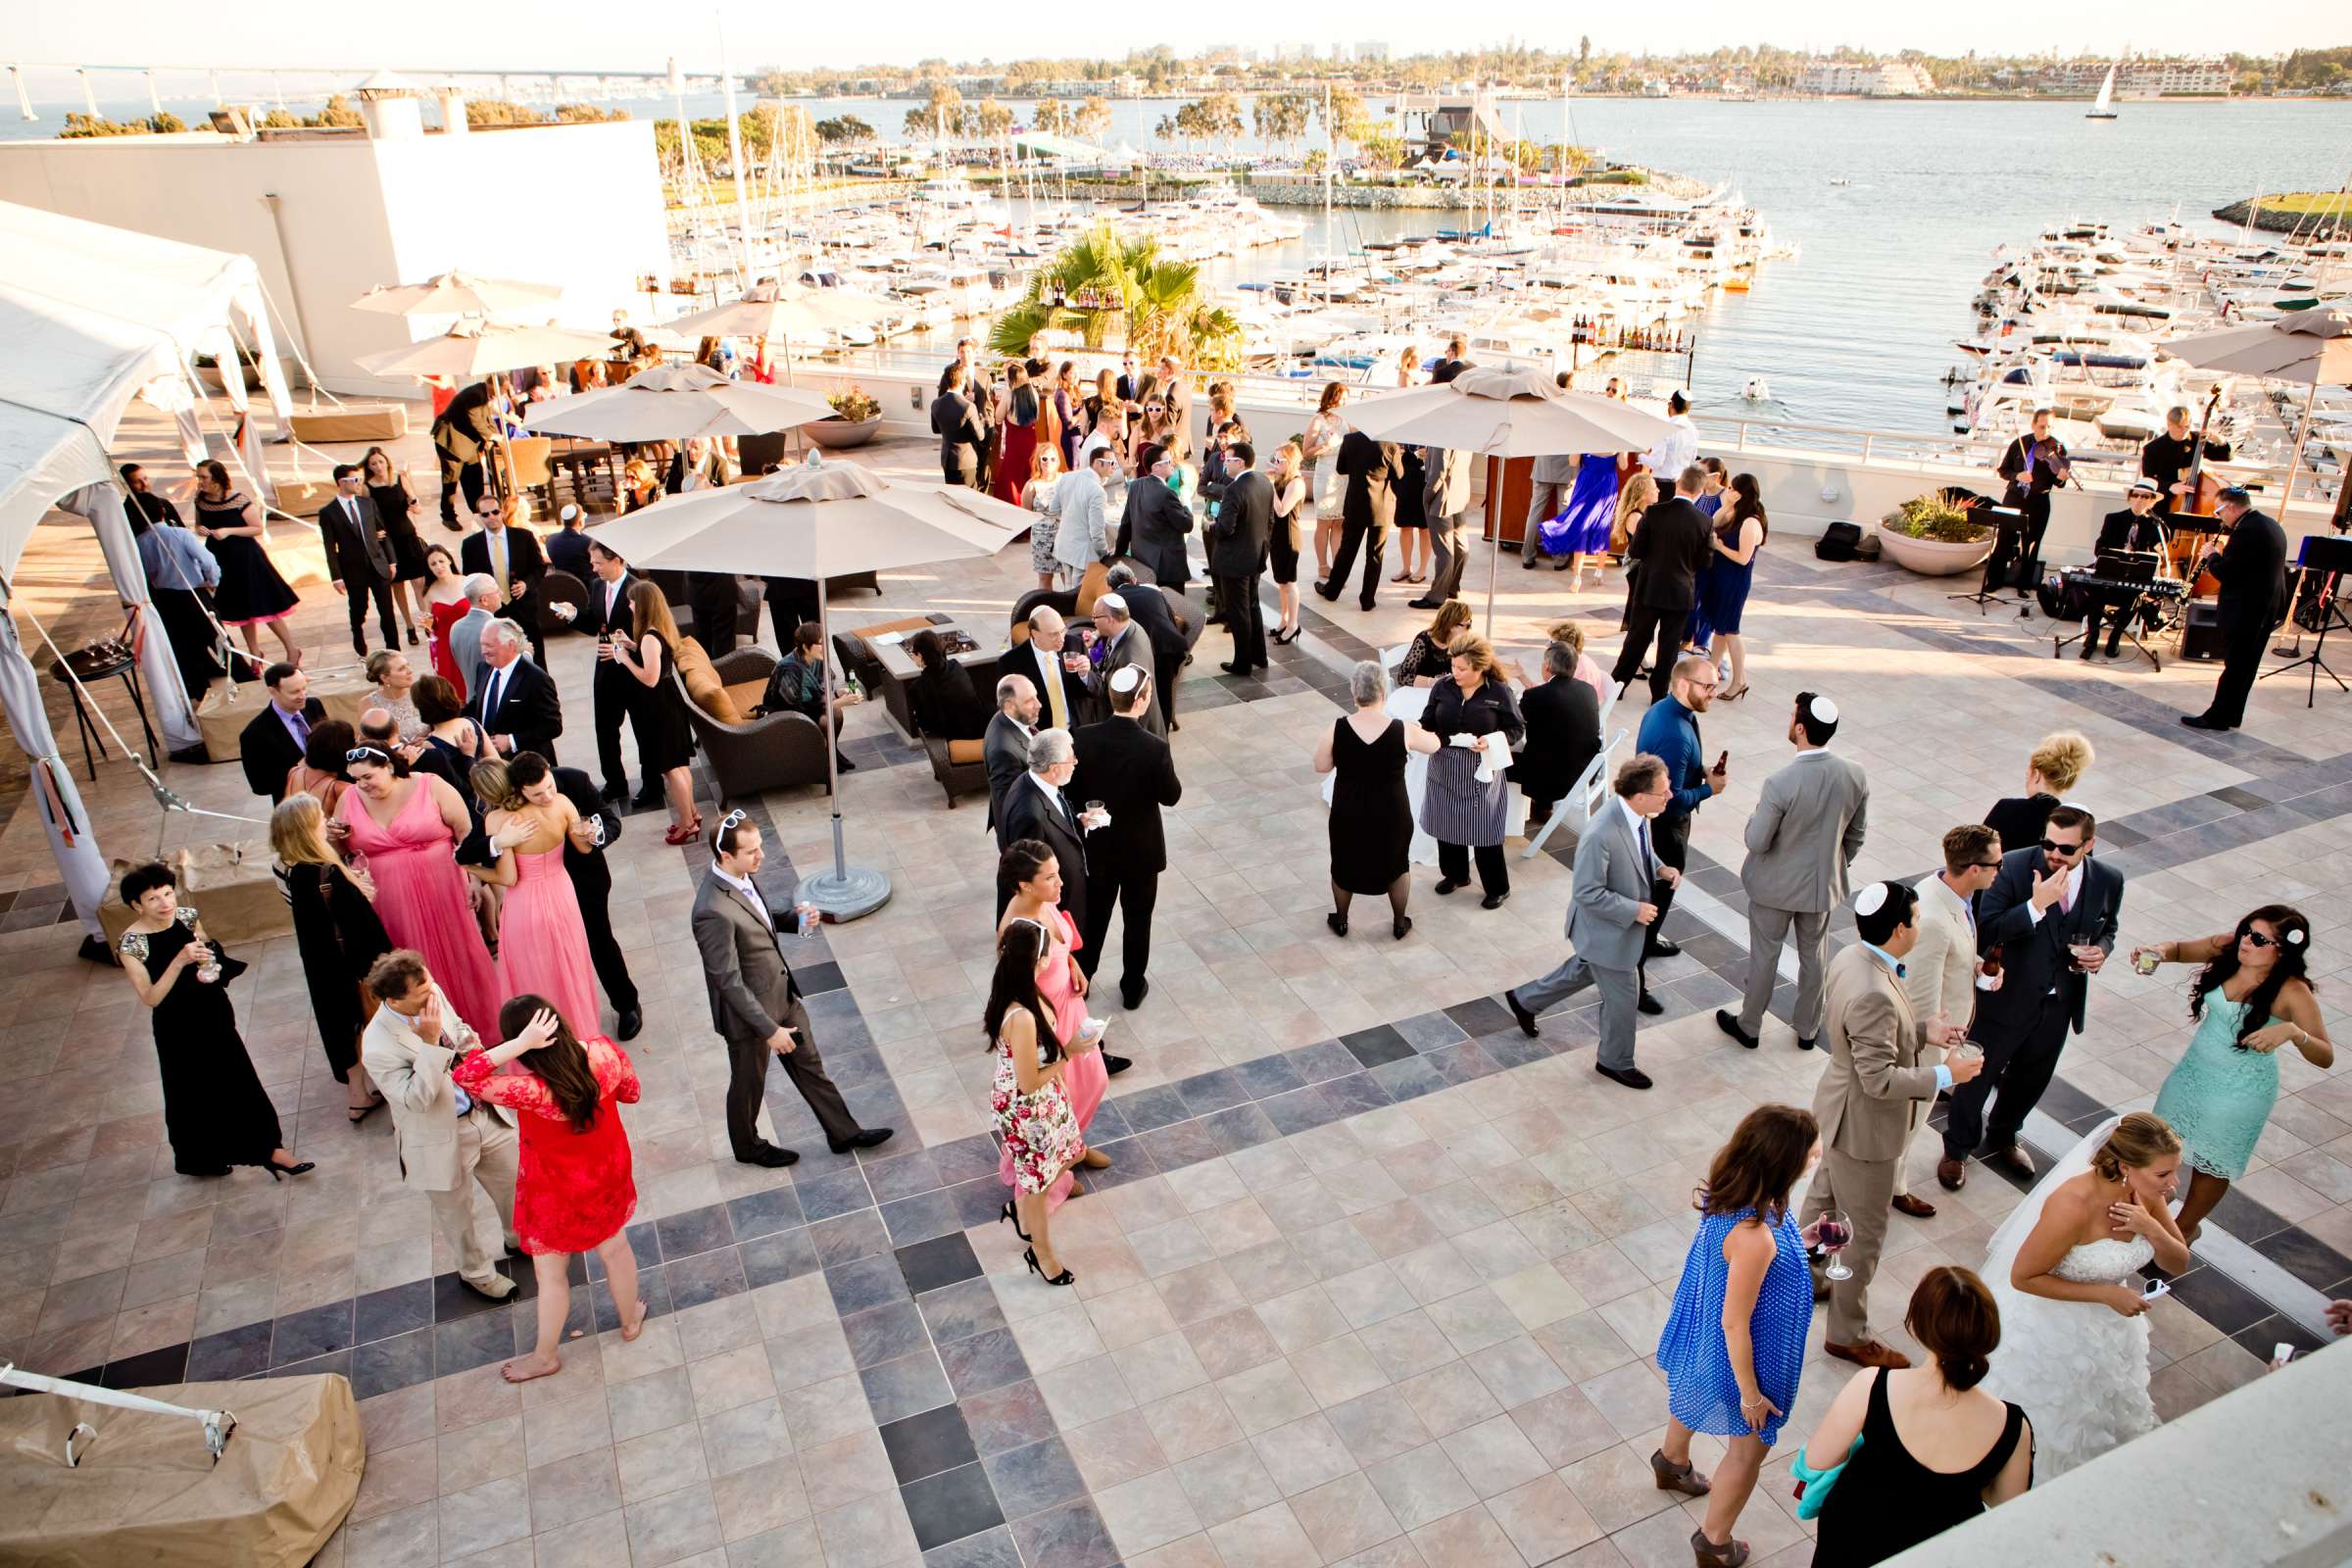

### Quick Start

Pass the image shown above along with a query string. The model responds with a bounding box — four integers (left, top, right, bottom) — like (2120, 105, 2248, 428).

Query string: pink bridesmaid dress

(338, 781, 504, 1040)
(1001, 906, 1103, 1212)
(498, 845, 603, 1035)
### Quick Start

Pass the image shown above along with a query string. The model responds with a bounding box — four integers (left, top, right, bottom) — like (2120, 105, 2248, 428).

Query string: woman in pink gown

(468, 754, 602, 1033)
(997, 840, 1107, 1211)
(337, 744, 504, 1039)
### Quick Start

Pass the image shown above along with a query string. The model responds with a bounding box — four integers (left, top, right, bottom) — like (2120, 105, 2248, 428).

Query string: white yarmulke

(1854, 882, 1890, 916)
(560, 503, 579, 522)
(1807, 695, 1839, 724)
(1109, 665, 1144, 694)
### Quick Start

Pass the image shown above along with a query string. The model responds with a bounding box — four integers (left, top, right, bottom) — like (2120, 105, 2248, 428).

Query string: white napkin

(1472, 730, 1509, 784)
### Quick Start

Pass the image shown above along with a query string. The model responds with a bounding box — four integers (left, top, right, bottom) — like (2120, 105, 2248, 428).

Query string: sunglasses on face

(2244, 930, 2281, 949)
(2038, 839, 2083, 856)
(1971, 859, 2001, 870)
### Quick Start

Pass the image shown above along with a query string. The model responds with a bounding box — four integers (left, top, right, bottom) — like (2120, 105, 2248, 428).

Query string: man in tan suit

(1891, 825, 2004, 1218)
(1799, 883, 1982, 1368)
(361, 951, 519, 1300)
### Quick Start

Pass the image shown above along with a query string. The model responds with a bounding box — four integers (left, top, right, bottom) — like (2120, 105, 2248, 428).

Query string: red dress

(428, 598, 470, 702)
(454, 1038, 639, 1254)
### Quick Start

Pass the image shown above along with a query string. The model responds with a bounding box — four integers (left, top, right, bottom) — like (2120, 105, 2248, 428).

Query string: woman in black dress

(611, 578, 700, 844)
(1316, 661, 1441, 940)
(906, 630, 988, 741)
(1394, 600, 1472, 686)
(271, 794, 392, 1122)
(1983, 731, 2094, 858)
(116, 862, 312, 1180)
(191, 458, 303, 674)
(362, 445, 429, 648)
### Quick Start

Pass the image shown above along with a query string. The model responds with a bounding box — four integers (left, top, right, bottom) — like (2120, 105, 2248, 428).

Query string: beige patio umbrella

(583, 457, 1031, 919)
(355, 320, 619, 380)
(656, 280, 899, 383)
(350, 270, 567, 318)
(2161, 308, 2352, 516)
(519, 363, 833, 443)
(1340, 367, 1680, 630)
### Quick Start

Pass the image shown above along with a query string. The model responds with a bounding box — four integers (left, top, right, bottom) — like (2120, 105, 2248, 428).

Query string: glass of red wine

(1818, 1209, 1854, 1282)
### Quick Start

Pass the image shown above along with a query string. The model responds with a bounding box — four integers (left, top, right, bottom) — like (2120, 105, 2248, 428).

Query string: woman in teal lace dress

(2136, 905, 2332, 1242)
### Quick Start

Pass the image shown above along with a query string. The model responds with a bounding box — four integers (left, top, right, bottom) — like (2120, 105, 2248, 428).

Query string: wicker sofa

(671, 644, 833, 805)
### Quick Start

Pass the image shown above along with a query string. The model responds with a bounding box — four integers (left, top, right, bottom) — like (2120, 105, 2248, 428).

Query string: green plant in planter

(1885, 492, 1994, 543)
(826, 385, 881, 423)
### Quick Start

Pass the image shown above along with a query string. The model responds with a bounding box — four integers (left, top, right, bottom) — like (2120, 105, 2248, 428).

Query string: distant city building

(2044, 58, 2231, 96)
(1358, 41, 1391, 63)
(1801, 61, 1936, 96)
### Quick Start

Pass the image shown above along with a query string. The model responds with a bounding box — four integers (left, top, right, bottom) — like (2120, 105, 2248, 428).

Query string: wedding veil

(1981, 1115, 2120, 1292)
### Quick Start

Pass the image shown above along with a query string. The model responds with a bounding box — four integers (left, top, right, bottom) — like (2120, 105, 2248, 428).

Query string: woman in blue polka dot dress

(1653, 1103, 1824, 1568)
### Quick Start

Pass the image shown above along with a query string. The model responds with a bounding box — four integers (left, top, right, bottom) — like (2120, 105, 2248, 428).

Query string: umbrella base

(801, 864, 892, 922)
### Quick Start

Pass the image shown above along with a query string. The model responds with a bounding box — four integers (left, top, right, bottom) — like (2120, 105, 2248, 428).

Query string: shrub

(827, 386, 881, 423)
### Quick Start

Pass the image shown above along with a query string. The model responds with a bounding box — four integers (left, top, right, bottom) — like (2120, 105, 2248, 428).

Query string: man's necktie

(1041, 649, 1069, 729)
(290, 710, 311, 749)
(484, 669, 505, 720)
(1638, 816, 1652, 871)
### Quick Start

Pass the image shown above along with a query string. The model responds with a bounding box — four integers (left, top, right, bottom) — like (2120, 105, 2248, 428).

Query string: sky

(10, 0, 2345, 98)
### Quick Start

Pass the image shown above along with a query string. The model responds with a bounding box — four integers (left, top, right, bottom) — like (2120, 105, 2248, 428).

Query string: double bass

(2164, 384, 2227, 597)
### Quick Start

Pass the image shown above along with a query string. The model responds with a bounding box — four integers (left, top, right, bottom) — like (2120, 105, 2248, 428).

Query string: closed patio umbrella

(519, 363, 833, 442)
(582, 457, 1031, 918)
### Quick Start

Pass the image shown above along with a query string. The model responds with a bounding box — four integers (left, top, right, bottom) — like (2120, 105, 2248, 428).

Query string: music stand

(1950, 505, 2025, 615)
(2260, 534, 2352, 709)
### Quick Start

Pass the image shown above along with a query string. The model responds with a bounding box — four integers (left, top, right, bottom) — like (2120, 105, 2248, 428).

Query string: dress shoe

(600, 780, 628, 802)
(462, 1272, 518, 1301)
(1521, 556, 1540, 570)
(1219, 662, 1252, 676)
(1434, 877, 1461, 896)
(1981, 1142, 2035, 1178)
(1102, 1053, 1133, 1076)
(1645, 936, 1683, 959)
(1503, 988, 1541, 1038)
(1825, 1339, 1912, 1371)
(1936, 1157, 1968, 1192)
(1313, 581, 1340, 602)
(1796, 1035, 1817, 1053)
(1891, 1193, 1937, 1219)
(1480, 890, 1510, 910)
(1121, 977, 1149, 1009)
(1638, 990, 1664, 1015)
(738, 1147, 800, 1167)
(615, 1005, 644, 1042)
(1595, 1061, 1653, 1091)
(829, 1128, 895, 1154)
(1406, 598, 1445, 611)
(1715, 1009, 1759, 1050)
(633, 787, 664, 808)
(2180, 713, 2228, 731)
(351, 639, 368, 660)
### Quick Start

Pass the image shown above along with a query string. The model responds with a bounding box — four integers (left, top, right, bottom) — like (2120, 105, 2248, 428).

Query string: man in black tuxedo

(238, 662, 325, 804)
(318, 464, 400, 657)
(2079, 479, 2169, 661)
(1938, 804, 2124, 1191)
(584, 542, 638, 801)
(930, 367, 990, 488)
(1318, 430, 1402, 611)
(468, 620, 563, 761)
(1072, 668, 1183, 1011)
(994, 606, 1091, 734)
(1114, 445, 1195, 591)
(2182, 486, 2290, 732)
(1512, 641, 1604, 833)
(459, 496, 548, 666)
(996, 728, 1090, 933)
(1103, 565, 1192, 733)
(1611, 466, 1715, 701)
(985, 673, 1040, 842)
(1208, 442, 1273, 674)
(1115, 351, 1140, 406)
(536, 755, 642, 1041)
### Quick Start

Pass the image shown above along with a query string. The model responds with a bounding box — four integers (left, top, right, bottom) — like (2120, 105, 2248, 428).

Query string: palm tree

(988, 222, 1243, 371)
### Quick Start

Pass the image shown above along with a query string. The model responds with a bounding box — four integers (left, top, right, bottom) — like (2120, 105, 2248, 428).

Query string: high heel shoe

(1718, 683, 1749, 703)
(1650, 1447, 1712, 1496)
(662, 815, 704, 846)
(405, 627, 420, 648)
(1326, 911, 1348, 938)
(1690, 1527, 1749, 1567)
(1024, 1247, 1075, 1287)
(266, 1157, 316, 1181)
(1393, 915, 1413, 941)
(999, 1200, 1031, 1242)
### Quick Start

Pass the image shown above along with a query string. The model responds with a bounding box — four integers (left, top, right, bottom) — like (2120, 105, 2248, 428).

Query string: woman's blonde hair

(2029, 731, 2094, 793)
(1611, 473, 1657, 553)
(1544, 618, 1587, 657)
(365, 649, 407, 685)
(1427, 600, 1472, 643)
(470, 756, 523, 813)
(1446, 632, 1496, 675)
(2091, 1111, 2181, 1182)
(269, 794, 337, 868)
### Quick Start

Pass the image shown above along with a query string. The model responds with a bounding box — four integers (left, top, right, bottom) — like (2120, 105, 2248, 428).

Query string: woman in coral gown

(335, 744, 505, 1039)
(989, 363, 1046, 506)
(421, 543, 472, 701)
(995, 840, 1106, 1212)
(453, 995, 646, 1384)
(469, 752, 603, 1034)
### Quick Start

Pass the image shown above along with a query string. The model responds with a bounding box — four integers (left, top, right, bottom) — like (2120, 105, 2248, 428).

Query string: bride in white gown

(1979, 1112, 2193, 1478)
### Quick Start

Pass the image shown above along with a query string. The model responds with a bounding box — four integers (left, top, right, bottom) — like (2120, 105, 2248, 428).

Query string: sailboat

(2086, 67, 2119, 120)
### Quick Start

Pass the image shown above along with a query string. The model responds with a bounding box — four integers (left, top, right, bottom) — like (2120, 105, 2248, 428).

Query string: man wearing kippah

(2181, 486, 2289, 732)
(1718, 692, 1868, 1054)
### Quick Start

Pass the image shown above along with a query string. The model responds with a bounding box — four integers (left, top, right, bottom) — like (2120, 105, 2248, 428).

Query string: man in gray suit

(1410, 445, 1476, 608)
(1086, 595, 1166, 740)
(691, 812, 893, 1166)
(450, 574, 502, 697)
(1502, 754, 1679, 1091)
(1719, 692, 1870, 1053)
(1521, 371, 1579, 566)
(985, 674, 1039, 842)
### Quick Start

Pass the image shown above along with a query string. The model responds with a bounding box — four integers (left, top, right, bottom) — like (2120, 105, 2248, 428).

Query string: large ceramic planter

(1876, 526, 1995, 576)
(806, 416, 881, 450)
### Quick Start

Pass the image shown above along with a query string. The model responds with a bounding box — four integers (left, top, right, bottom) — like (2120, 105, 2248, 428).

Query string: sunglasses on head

(345, 746, 392, 765)
(719, 808, 749, 833)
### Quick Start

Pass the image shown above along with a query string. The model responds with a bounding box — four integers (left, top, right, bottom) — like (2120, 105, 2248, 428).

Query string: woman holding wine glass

(2134, 906, 2330, 1242)
(1652, 1103, 1825, 1568)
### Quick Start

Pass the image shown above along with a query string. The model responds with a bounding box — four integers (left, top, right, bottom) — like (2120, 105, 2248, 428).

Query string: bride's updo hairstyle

(1904, 1266, 1999, 1391)
(2091, 1111, 2182, 1182)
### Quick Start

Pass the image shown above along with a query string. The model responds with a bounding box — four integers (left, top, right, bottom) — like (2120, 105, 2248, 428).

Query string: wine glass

(1818, 1209, 1853, 1282)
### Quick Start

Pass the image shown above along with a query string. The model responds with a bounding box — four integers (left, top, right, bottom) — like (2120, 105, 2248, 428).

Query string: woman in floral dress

(987, 917, 1083, 1288)
(996, 841, 1108, 1212)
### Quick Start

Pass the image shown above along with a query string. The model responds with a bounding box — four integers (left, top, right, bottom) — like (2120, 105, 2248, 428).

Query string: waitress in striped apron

(1418, 633, 1525, 910)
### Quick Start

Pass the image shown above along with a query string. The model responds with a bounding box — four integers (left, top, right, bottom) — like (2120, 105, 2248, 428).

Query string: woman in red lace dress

(452, 993, 647, 1384)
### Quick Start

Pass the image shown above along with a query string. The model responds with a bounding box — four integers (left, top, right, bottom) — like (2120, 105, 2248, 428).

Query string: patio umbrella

(519, 363, 834, 443)
(657, 281, 898, 384)
(350, 270, 566, 318)
(355, 320, 619, 381)
(2162, 309, 2352, 517)
(1340, 367, 1679, 631)
(582, 457, 1032, 919)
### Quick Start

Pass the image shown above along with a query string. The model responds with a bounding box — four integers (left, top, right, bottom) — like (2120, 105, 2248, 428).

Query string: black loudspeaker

(737, 430, 791, 477)
(1816, 521, 1863, 562)
(2180, 601, 2228, 662)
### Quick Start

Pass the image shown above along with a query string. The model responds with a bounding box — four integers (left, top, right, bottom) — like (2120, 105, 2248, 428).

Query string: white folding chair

(1523, 726, 1628, 859)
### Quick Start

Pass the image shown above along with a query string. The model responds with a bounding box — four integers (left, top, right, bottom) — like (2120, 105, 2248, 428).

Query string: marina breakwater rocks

(2211, 195, 2350, 236)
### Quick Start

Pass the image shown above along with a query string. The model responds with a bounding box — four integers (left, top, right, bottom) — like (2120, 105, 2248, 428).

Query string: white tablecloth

(1320, 686, 1440, 867)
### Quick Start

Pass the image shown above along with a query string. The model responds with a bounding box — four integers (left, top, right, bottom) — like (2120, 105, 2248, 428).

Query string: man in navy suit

(468, 619, 563, 762)
(318, 464, 400, 657)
